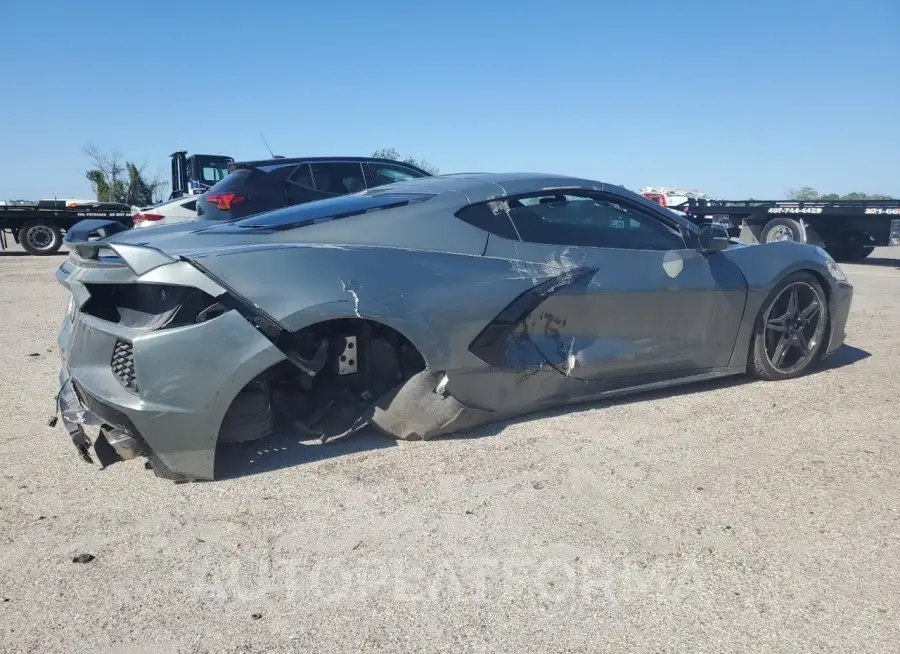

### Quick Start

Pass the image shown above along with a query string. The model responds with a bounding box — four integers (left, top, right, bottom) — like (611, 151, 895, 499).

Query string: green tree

(787, 186, 895, 201)
(786, 186, 821, 201)
(372, 148, 440, 175)
(84, 144, 167, 206)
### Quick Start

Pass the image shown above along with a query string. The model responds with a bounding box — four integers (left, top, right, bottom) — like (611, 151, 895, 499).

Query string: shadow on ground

(214, 343, 872, 480)
(857, 257, 900, 270)
(215, 428, 397, 480)
(0, 251, 68, 258)
(815, 344, 871, 371)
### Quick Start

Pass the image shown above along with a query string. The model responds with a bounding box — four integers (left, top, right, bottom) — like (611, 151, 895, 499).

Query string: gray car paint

(54, 173, 853, 481)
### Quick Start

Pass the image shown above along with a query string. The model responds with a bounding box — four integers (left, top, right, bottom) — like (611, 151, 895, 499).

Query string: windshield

(189, 156, 234, 189)
(200, 164, 230, 185)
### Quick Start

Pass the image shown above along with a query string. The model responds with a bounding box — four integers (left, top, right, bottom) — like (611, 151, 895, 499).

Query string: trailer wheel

(18, 220, 63, 255)
(827, 243, 874, 263)
(761, 217, 804, 244)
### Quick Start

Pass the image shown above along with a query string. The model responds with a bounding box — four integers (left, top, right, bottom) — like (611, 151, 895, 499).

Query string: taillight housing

(133, 213, 165, 225)
(205, 192, 246, 211)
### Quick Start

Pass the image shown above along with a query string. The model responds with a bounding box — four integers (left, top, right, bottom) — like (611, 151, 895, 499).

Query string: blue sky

(1, 0, 898, 200)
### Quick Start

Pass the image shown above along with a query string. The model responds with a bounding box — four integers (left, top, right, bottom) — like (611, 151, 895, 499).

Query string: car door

(284, 161, 368, 206)
(480, 189, 747, 384)
(310, 161, 367, 196)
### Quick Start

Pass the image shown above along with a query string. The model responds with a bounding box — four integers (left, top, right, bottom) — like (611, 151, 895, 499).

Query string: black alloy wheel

(749, 272, 829, 380)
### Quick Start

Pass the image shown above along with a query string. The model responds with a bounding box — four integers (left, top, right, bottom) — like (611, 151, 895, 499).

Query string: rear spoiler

(64, 218, 132, 243)
(69, 238, 177, 276)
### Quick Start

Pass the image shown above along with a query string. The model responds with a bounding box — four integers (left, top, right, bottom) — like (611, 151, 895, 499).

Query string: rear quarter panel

(189, 243, 563, 373)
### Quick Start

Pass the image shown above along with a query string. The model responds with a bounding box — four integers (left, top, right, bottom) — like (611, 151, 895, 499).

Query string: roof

(360, 173, 698, 231)
(363, 172, 611, 203)
(230, 156, 433, 175)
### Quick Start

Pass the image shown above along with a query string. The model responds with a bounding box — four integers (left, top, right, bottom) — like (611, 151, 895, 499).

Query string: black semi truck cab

(168, 151, 235, 199)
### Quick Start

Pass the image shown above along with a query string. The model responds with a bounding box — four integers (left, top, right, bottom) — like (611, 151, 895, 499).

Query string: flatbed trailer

(0, 200, 134, 255)
(674, 198, 900, 262)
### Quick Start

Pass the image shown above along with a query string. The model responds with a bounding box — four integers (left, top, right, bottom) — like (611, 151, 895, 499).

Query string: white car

(132, 195, 201, 228)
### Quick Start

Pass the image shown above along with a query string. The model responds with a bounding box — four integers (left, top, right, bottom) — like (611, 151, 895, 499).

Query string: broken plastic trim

(183, 258, 285, 336)
(467, 266, 598, 367)
(181, 258, 328, 377)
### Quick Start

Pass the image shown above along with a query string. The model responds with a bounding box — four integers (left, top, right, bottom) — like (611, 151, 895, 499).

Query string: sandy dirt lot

(1, 245, 898, 653)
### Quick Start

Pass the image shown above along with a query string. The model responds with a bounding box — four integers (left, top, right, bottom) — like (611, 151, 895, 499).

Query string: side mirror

(698, 223, 730, 252)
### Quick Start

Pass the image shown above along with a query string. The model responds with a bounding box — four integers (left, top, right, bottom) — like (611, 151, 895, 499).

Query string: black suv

(196, 156, 433, 221)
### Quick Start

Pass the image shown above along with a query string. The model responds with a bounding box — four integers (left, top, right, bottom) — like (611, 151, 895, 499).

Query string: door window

(368, 162, 427, 187)
(284, 164, 319, 204)
(506, 192, 685, 250)
(310, 162, 367, 196)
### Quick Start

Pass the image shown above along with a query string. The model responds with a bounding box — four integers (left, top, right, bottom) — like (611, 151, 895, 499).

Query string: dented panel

(472, 236, 748, 397)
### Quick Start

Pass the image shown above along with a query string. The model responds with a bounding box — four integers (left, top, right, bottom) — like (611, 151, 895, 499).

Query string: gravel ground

(0, 245, 898, 653)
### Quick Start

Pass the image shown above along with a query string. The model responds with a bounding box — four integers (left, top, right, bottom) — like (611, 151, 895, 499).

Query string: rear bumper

(56, 307, 285, 481)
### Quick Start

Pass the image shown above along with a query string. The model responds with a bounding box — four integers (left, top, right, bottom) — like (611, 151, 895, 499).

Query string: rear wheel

(218, 377, 274, 443)
(748, 272, 829, 381)
(18, 220, 63, 255)
(827, 243, 874, 262)
(761, 217, 804, 243)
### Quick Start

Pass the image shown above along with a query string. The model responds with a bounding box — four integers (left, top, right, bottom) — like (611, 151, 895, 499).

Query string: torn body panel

(57, 307, 285, 480)
(55, 252, 286, 480)
(463, 235, 749, 413)
(186, 243, 574, 374)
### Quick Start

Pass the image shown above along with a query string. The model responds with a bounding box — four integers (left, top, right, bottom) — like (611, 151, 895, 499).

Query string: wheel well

(217, 318, 428, 446)
(804, 269, 831, 302)
(804, 268, 833, 350)
(287, 318, 427, 375)
(745, 267, 834, 371)
(766, 267, 833, 347)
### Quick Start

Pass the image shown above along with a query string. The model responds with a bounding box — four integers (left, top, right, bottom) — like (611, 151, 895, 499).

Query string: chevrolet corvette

(52, 173, 853, 481)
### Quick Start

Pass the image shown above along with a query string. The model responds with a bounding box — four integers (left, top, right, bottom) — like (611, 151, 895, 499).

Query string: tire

(748, 271, 829, 381)
(218, 380, 274, 443)
(18, 220, 63, 255)
(827, 243, 874, 263)
(760, 217, 804, 244)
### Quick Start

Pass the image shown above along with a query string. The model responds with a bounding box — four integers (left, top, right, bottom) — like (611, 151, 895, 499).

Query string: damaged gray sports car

(52, 173, 854, 481)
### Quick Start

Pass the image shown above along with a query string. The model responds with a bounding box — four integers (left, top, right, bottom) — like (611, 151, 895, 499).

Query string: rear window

(196, 169, 257, 219)
(205, 168, 253, 195)
(234, 193, 434, 230)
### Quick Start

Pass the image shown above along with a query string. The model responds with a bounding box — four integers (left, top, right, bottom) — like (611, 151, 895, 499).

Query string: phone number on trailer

(864, 207, 900, 215)
(767, 207, 823, 214)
